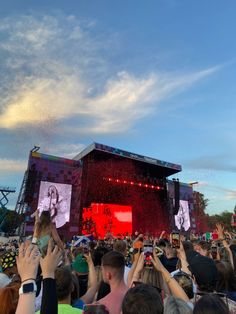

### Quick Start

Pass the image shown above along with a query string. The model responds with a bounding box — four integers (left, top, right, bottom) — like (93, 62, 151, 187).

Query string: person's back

(98, 251, 128, 314)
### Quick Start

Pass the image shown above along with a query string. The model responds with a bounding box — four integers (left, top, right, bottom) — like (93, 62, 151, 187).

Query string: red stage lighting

(103, 177, 163, 191)
(82, 203, 132, 238)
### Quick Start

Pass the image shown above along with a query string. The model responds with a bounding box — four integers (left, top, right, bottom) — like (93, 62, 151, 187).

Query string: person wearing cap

(186, 252, 218, 293)
(0, 251, 18, 288)
(72, 252, 98, 310)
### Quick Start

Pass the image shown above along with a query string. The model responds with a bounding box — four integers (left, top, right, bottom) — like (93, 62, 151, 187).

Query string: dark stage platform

(18, 143, 184, 239)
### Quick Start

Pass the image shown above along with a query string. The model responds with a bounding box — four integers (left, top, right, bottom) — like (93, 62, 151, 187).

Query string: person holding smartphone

(159, 243, 178, 273)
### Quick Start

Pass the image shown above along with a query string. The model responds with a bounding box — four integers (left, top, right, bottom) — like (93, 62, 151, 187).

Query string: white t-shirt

(124, 265, 131, 285)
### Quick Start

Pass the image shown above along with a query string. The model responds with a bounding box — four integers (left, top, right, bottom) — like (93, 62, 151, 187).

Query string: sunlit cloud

(0, 14, 221, 135)
(0, 159, 27, 172)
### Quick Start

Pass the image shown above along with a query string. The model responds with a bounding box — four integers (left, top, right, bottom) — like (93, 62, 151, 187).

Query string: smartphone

(83, 304, 108, 313)
(143, 245, 153, 267)
(171, 233, 180, 248)
(155, 246, 164, 257)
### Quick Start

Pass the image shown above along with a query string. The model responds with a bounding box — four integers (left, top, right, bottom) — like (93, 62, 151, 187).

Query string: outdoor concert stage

(21, 143, 186, 239)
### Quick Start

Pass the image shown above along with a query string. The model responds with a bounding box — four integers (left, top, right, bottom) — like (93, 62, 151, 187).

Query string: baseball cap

(188, 254, 218, 288)
(72, 254, 89, 274)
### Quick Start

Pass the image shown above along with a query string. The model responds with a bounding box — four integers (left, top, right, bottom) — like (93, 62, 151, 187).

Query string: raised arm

(80, 253, 98, 304)
(16, 243, 41, 314)
(127, 251, 140, 287)
(51, 223, 64, 249)
(32, 210, 40, 239)
(151, 251, 189, 302)
(40, 239, 63, 314)
(177, 242, 191, 275)
(216, 223, 234, 269)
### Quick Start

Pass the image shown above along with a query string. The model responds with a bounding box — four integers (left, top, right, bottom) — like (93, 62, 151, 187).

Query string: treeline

(206, 211, 233, 231)
(0, 207, 23, 234)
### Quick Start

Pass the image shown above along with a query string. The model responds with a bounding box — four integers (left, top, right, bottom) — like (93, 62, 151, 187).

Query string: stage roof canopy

(74, 142, 181, 177)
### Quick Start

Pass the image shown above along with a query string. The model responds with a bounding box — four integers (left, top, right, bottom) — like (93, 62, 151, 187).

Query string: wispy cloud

(184, 155, 236, 173)
(0, 14, 220, 135)
(190, 180, 236, 203)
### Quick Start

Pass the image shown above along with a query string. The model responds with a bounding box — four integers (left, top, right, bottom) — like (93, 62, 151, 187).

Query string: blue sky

(1, 0, 236, 215)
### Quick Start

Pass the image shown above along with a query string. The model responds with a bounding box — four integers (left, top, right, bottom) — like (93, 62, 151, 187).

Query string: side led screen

(37, 181, 72, 228)
(174, 200, 190, 231)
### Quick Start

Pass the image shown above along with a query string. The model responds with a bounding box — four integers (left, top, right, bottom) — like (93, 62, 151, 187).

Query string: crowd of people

(1, 211, 236, 314)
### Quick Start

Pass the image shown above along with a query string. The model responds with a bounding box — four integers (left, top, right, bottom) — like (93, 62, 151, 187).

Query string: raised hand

(177, 241, 186, 261)
(150, 250, 165, 273)
(17, 243, 41, 282)
(216, 223, 224, 239)
(83, 252, 94, 266)
(135, 252, 145, 273)
(225, 231, 232, 240)
(40, 239, 63, 279)
(31, 209, 39, 222)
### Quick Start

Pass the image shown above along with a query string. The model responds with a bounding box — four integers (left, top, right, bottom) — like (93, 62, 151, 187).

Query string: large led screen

(37, 181, 72, 228)
(174, 200, 190, 231)
(82, 203, 132, 238)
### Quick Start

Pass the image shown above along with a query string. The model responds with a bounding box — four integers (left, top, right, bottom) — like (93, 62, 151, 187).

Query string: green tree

(0, 206, 23, 234)
(207, 211, 233, 231)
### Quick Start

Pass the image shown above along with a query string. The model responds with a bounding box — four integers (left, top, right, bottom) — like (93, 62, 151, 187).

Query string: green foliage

(207, 210, 233, 231)
(193, 191, 209, 213)
(0, 206, 23, 233)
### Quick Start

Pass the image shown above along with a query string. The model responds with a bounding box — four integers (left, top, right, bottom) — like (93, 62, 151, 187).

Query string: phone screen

(171, 233, 180, 248)
(143, 245, 153, 267)
(83, 304, 107, 313)
(155, 246, 164, 256)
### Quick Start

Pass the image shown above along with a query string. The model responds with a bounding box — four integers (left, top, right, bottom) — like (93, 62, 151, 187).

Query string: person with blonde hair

(32, 210, 64, 256)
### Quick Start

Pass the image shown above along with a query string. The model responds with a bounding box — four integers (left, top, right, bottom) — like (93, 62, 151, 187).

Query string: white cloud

(0, 159, 27, 172)
(0, 69, 219, 134)
(0, 14, 220, 134)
